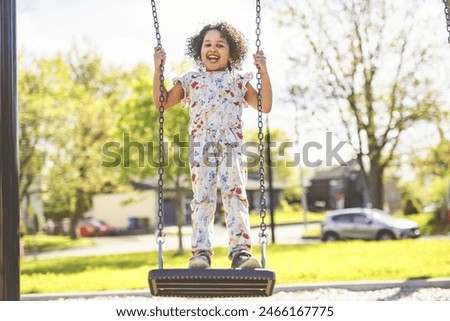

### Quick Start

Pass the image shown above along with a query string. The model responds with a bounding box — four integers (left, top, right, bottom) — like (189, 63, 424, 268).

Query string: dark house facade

(306, 159, 369, 212)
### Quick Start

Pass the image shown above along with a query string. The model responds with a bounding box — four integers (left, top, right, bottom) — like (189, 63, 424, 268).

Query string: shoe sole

(189, 259, 210, 269)
(234, 257, 261, 269)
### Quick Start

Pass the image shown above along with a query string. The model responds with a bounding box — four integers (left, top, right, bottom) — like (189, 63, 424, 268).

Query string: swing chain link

(255, 0, 268, 246)
(444, 0, 450, 44)
(151, 0, 268, 266)
(151, 0, 166, 246)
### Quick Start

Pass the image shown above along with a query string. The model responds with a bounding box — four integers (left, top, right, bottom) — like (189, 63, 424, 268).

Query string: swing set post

(0, 0, 20, 301)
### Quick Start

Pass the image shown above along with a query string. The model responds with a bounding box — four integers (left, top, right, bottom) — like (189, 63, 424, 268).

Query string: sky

(18, 0, 273, 68)
(17, 0, 326, 163)
(16, 0, 450, 172)
(16, 0, 289, 131)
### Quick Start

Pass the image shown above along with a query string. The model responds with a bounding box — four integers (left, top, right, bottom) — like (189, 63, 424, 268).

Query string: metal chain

(150, 0, 268, 268)
(444, 0, 450, 44)
(151, 0, 165, 268)
(255, 0, 268, 255)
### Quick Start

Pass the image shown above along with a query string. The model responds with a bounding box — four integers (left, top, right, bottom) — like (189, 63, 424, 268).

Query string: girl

(153, 22, 272, 269)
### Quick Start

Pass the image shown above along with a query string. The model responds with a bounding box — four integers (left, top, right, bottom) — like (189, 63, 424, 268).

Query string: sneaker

(231, 251, 262, 269)
(188, 250, 211, 268)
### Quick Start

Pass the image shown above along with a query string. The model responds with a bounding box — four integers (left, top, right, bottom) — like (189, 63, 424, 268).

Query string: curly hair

(186, 22, 248, 70)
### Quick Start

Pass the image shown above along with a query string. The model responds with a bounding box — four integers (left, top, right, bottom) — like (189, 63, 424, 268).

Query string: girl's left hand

(253, 50, 268, 72)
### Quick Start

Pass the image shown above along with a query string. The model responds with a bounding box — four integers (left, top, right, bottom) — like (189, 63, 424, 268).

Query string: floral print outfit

(174, 70, 253, 259)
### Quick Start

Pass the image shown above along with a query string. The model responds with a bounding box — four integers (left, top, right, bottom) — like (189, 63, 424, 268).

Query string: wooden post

(0, 0, 20, 301)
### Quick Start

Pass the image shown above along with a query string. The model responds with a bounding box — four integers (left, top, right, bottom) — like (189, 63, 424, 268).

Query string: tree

(18, 56, 56, 232)
(278, 0, 447, 209)
(20, 47, 192, 243)
(414, 126, 450, 179)
(244, 128, 297, 184)
(28, 51, 129, 238)
(410, 126, 450, 220)
(115, 62, 191, 253)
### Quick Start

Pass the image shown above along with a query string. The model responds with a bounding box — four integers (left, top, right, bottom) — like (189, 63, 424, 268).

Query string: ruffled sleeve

(173, 72, 194, 108)
(236, 72, 253, 108)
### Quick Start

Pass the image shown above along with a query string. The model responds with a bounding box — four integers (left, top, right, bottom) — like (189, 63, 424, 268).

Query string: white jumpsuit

(174, 70, 253, 259)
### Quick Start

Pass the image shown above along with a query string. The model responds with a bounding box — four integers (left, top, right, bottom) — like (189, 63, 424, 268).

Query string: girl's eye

(203, 43, 225, 48)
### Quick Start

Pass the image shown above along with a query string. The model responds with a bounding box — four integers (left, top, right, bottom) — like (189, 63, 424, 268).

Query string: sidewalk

(21, 224, 450, 301)
(24, 223, 320, 259)
(21, 277, 450, 301)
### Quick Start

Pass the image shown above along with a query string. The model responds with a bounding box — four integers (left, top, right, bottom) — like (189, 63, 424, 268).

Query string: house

(92, 174, 287, 232)
(306, 159, 369, 212)
(131, 173, 286, 225)
(92, 191, 156, 231)
(130, 176, 192, 228)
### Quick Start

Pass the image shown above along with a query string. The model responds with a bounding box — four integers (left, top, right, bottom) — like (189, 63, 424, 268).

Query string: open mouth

(207, 55, 219, 63)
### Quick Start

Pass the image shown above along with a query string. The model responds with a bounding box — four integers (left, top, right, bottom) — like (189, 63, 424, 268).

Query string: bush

(404, 199, 419, 215)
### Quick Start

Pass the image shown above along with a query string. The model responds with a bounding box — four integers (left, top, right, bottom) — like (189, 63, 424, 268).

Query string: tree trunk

(70, 188, 86, 239)
(369, 160, 384, 210)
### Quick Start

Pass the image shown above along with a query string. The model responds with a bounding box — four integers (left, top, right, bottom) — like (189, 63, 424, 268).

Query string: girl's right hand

(154, 47, 166, 67)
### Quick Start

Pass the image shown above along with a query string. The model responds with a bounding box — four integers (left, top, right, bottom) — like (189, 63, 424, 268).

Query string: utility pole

(0, 0, 20, 301)
(295, 103, 309, 231)
(265, 115, 276, 244)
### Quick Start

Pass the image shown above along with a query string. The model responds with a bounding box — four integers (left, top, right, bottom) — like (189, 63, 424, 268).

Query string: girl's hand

(154, 46, 166, 67)
(253, 50, 268, 73)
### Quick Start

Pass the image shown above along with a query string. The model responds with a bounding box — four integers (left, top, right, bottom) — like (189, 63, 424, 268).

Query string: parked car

(321, 208, 420, 242)
(78, 218, 116, 237)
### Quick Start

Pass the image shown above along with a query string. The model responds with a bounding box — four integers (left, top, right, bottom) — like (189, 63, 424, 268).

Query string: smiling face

(201, 29, 231, 71)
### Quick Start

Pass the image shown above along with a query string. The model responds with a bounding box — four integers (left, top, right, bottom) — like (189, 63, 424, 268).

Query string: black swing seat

(149, 268, 276, 297)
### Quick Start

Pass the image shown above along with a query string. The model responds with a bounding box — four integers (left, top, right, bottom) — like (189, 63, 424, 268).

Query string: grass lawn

(397, 213, 450, 236)
(21, 238, 450, 294)
(249, 210, 325, 227)
(22, 234, 93, 253)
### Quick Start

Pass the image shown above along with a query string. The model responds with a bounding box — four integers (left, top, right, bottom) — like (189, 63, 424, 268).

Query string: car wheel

(323, 232, 339, 242)
(377, 230, 395, 241)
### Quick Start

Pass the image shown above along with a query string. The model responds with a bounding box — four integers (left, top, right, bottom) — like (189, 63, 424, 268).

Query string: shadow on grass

(21, 252, 159, 275)
(21, 248, 206, 276)
(425, 218, 450, 235)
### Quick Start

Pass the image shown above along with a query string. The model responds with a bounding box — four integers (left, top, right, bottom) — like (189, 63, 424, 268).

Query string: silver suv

(321, 208, 420, 242)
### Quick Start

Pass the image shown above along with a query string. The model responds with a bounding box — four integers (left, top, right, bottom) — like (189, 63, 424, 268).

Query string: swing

(444, 0, 450, 44)
(148, 0, 276, 297)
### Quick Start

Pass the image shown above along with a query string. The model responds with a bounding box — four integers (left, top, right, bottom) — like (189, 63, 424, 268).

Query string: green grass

(271, 239, 450, 283)
(22, 234, 93, 253)
(250, 210, 325, 226)
(21, 238, 450, 294)
(394, 213, 450, 236)
(21, 213, 445, 255)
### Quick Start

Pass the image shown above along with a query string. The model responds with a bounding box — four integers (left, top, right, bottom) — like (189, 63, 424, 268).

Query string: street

(25, 223, 321, 259)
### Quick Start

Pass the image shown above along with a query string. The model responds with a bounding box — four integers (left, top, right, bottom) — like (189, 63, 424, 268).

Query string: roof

(311, 159, 361, 181)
